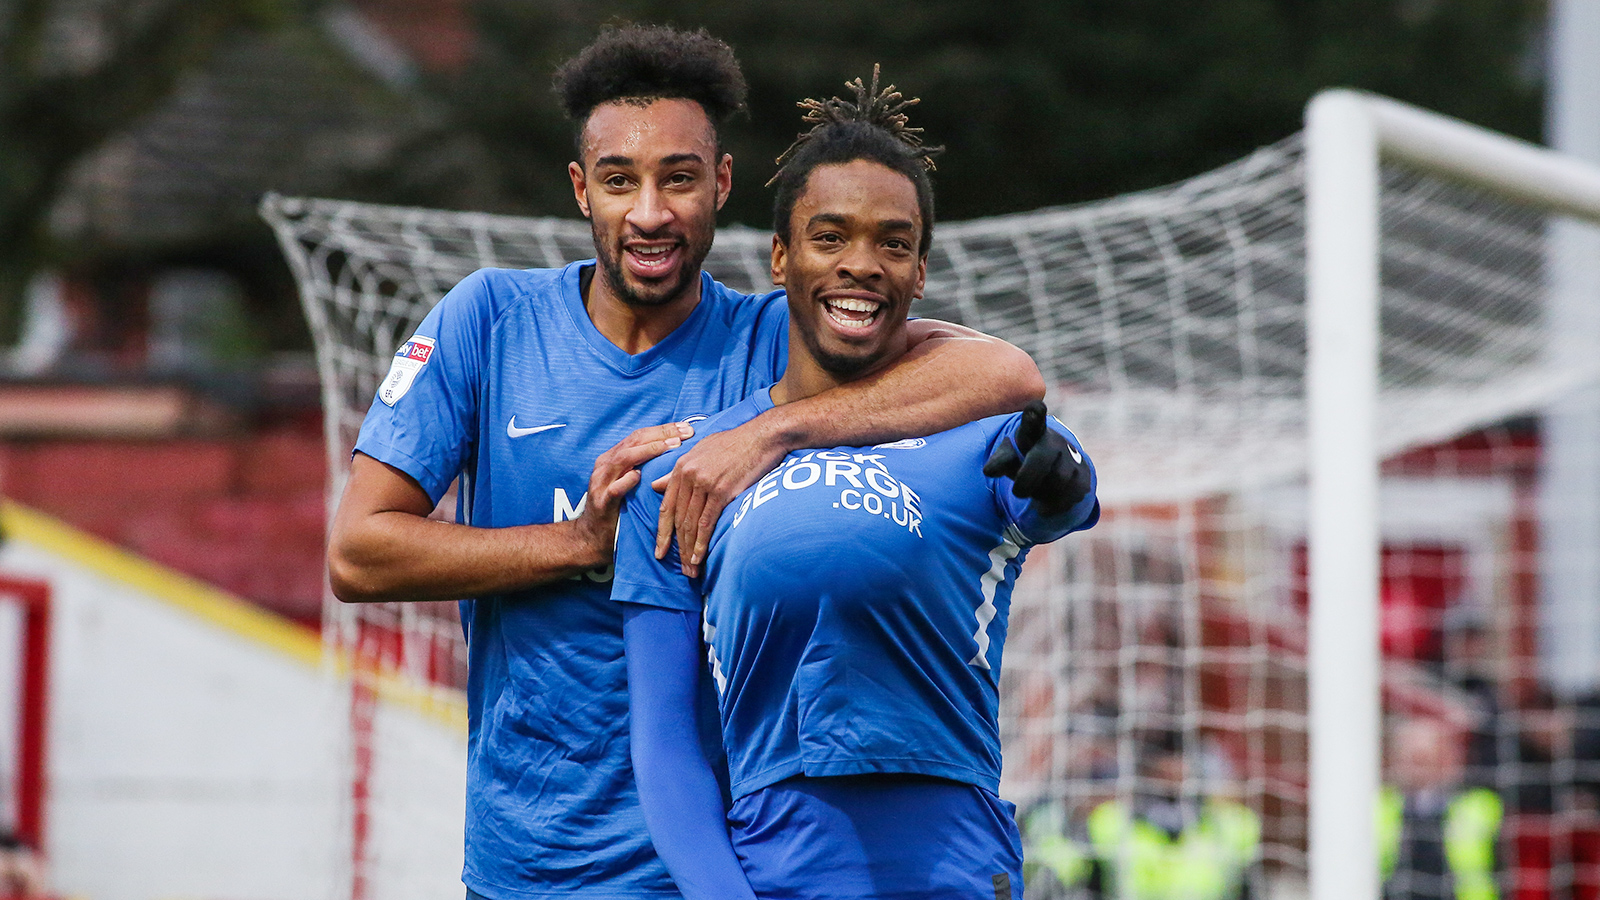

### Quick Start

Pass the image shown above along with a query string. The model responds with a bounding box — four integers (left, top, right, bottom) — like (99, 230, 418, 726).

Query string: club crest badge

(378, 335, 436, 406)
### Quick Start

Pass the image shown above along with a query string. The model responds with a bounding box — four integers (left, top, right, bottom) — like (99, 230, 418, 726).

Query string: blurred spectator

(1022, 800, 1092, 899)
(1128, 657, 1184, 735)
(1067, 681, 1121, 785)
(1024, 732, 1261, 900)
(1379, 717, 1502, 900)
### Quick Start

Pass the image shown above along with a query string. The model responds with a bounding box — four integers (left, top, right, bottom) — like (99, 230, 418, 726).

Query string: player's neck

(582, 266, 704, 355)
(770, 345, 903, 406)
(769, 363, 840, 406)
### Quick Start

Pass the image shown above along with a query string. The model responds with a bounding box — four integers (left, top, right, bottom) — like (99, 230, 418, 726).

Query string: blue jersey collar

(560, 261, 716, 375)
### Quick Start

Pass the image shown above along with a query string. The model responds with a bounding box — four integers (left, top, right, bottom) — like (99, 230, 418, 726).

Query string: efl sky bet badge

(379, 335, 435, 406)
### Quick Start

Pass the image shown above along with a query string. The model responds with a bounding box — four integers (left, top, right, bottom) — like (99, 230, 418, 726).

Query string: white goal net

(264, 95, 1600, 900)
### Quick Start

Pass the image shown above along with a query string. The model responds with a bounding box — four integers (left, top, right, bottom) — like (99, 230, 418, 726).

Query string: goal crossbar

(1305, 88, 1600, 900)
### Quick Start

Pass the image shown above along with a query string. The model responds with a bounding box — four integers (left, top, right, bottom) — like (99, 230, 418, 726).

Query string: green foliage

(454, 0, 1544, 227)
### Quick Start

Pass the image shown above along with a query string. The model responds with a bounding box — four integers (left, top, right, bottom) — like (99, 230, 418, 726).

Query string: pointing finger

(615, 433, 686, 469)
(1015, 399, 1048, 455)
(691, 499, 720, 569)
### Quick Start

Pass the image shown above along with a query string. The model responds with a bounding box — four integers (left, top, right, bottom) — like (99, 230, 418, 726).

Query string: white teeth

(828, 298, 879, 313)
(825, 301, 878, 329)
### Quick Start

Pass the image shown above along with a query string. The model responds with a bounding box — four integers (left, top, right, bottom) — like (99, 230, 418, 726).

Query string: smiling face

(569, 97, 731, 310)
(771, 159, 926, 385)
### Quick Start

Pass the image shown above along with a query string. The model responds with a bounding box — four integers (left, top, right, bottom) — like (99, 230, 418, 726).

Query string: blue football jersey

(612, 388, 1099, 801)
(354, 263, 787, 899)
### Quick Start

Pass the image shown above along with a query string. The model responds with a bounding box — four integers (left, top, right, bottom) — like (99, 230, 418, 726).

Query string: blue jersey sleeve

(987, 413, 1100, 544)
(612, 453, 703, 613)
(353, 269, 494, 502)
(624, 606, 758, 900)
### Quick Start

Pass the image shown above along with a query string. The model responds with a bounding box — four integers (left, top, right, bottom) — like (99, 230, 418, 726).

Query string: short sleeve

(353, 270, 493, 502)
(987, 413, 1100, 545)
(612, 455, 704, 613)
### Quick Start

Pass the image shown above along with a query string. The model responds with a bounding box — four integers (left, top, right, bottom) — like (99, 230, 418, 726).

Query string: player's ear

(771, 233, 787, 286)
(569, 161, 591, 219)
(914, 254, 927, 300)
(715, 153, 733, 211)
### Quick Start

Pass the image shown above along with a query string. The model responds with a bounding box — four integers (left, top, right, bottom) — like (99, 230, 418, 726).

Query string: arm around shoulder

(653, 320, 1044, 576)
(905, 317, 1046, 412)
(762, 318, 1045, 450)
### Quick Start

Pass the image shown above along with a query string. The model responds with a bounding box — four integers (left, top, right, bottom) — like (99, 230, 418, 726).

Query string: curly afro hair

(553, 24, 747, 147)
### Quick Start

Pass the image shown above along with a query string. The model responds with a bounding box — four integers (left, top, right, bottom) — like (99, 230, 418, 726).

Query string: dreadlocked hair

(553, 24, 747, 156)
(769, 66, 942, 256)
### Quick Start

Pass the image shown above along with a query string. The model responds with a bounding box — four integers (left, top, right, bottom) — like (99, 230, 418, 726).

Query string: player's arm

(770, 317, 1045, 444)
(327, 423, 689, 603)
(984, 399, 1099, 541)
(624, 604, 758, 900)
(658, 318, 1043, 573)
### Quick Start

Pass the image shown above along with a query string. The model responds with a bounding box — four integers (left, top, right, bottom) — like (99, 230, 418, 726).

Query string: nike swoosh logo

(1050, 414, 1083, 465)
(507, 418, 567, 438)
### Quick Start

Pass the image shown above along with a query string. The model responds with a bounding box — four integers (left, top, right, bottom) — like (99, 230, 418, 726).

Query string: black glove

(982, 399, 1091, 518)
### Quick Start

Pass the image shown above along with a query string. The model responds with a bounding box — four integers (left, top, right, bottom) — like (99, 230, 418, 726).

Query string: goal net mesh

(264, 131, 1600, 899)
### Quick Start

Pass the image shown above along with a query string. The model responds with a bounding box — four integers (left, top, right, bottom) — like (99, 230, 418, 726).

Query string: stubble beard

(796, 280, 907, 380)
(795, 309, 883, 380)
(592, 221, 715, 309)
(807, 336, 879, 379)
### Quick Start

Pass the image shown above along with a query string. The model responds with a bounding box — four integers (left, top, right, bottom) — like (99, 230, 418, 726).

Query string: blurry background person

(1380, 716, 1503, 900)
(1026, 731, 1261, 900)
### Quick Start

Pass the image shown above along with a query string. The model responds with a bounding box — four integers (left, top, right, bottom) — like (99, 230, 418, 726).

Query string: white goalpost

(265, 90, 1600, 900)
(1305, 90, 1600, 900)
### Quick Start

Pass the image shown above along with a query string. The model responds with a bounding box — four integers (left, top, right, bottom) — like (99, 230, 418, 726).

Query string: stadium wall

(0, 502, 467, 900)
